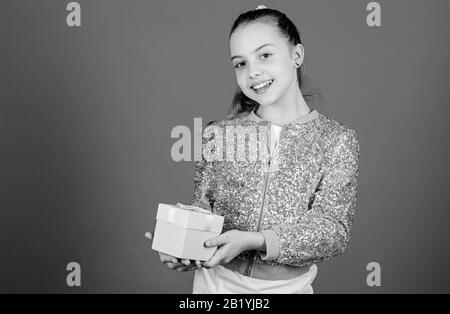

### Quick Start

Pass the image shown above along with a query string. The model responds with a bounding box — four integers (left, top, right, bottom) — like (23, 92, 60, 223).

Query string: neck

(255, 85, 311, 126)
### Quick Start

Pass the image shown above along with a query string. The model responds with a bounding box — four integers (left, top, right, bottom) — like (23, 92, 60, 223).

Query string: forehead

(229, 22, 286, 55)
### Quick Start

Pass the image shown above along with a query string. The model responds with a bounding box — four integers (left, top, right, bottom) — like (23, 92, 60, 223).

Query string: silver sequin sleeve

(271, 129, 360, 267)
(190, 127, 215, 211)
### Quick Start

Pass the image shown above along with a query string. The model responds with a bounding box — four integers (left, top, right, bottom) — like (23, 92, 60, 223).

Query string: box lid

(156, 203, 224, 233)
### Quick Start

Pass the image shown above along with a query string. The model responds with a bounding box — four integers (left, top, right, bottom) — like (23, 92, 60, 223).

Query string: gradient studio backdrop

(1, 0, 449, 293)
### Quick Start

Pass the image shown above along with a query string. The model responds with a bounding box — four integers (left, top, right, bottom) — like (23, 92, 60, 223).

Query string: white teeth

(252, 80, 273, 90)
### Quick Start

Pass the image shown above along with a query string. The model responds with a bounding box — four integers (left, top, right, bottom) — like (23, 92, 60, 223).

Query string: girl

(146, 5, 360, 294)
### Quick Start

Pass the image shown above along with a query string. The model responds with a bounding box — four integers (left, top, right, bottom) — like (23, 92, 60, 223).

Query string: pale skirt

(192, 264, 318, 294)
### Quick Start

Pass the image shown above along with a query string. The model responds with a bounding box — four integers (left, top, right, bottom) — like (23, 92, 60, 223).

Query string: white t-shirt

(269, 124, 283, 156)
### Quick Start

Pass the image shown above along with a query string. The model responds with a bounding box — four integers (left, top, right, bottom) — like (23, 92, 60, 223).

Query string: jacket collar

(245, 107, 319, 126)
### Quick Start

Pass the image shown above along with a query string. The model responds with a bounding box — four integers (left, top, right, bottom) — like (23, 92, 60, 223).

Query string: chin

(244, 89, 278, 106)
(256, 95, 278, 107)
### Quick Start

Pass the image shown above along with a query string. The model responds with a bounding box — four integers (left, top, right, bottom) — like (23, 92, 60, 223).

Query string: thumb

(144, 232, 153, 241)
(204, 233, 229, 248)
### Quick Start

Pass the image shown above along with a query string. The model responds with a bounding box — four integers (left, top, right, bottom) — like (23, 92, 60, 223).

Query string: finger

(174, 265, 189, 272)
(202, 250, 224, 268)
(144, 232, 153, 241)
(182, 259, 191, 266)
(204, 233, 229, 248)
(195, 260, 202, 268)
(159, 253, 178, 263)
(185, 263, 198, 271)
(163, 259, 181, 267)
(166, 262, 181, 269)
(186, 261, 200, 270)
(188, 265, 199, 271)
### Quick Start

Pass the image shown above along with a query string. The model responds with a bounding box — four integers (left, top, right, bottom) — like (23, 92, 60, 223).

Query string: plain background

(1, 0, 449, 293)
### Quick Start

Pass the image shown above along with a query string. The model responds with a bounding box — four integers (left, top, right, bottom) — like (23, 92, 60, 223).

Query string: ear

(291, 43, 305, 68)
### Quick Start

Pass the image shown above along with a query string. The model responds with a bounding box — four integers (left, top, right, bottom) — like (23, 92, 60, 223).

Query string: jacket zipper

(243, 123, 285, 277)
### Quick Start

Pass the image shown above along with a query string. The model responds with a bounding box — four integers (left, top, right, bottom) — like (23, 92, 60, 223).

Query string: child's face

(230, 22, 301, 107)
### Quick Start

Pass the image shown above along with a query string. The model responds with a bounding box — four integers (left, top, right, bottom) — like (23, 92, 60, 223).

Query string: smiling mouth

(251, 79, 274, 91)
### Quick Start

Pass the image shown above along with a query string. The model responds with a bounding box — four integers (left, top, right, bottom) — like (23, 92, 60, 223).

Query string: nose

(248, 63, 263, 80)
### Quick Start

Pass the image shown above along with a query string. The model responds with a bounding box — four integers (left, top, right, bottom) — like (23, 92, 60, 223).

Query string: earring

(295, 63, 300, 68)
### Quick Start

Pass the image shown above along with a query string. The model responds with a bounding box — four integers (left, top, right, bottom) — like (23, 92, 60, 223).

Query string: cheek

(235, 72, 247, 90)
(271, 64, 287, 78)
(273, 66, 294, 86)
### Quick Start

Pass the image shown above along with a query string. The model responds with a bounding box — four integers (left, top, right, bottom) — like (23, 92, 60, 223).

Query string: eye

(261, 52, 273, 59)
(234, 61, 246, 69)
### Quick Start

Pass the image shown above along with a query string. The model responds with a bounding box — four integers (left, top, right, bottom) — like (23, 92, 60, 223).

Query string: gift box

(151, 203, 224, 261)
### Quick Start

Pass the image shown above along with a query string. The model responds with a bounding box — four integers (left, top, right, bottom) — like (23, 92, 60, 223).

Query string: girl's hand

(201, 230, 264, 268)
(145, 232, 202, 272)
(158, 252, 202, 272)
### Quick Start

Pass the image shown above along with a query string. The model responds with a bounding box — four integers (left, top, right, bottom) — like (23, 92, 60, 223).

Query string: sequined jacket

(190, 108, 360, 280)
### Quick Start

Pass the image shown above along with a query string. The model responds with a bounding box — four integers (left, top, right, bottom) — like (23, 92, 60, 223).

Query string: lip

(249, 79, 274, 89)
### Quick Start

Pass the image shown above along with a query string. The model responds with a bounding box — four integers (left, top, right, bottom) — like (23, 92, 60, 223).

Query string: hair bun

(255, 4, 269, 10)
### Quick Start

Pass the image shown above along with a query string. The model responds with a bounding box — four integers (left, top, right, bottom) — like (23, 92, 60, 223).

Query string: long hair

(226, 7, 324, 120)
